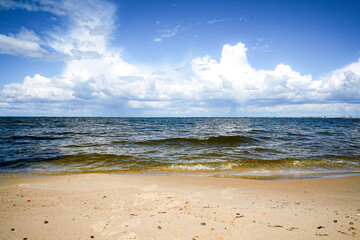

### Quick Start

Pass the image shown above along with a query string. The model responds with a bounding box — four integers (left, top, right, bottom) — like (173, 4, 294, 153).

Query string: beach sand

(0, 174, 359, 240)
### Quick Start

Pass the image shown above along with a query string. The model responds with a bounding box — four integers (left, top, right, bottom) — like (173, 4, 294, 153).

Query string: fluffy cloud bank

(0, 0, 359, 116)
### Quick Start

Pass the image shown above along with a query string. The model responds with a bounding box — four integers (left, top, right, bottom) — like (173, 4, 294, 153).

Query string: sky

(0, 0, 359, 117)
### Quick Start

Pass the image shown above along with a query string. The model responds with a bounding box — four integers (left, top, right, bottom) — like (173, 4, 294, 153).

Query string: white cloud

(316, 60, 360, 102)
(252, 37, 271, 52)
(0, 0, 359, 116)
(2, 74, 73, 101)
(0, 0, 66, 15)
(0, 26, 55, 59)
(157, 22, 184, 39)
(0, 0, 115, 60)
(0, 32, 49, 58)
(46, 0, 115, 58)
(208, 18, 225, 24)
(153, 38, 162, 42)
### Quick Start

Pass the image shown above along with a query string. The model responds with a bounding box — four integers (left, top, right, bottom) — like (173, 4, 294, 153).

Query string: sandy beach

(0, 174, 359, 240)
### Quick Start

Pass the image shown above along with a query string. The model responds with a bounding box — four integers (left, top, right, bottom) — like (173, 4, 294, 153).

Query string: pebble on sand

(11, 228, 15, 231)
(200, 222, 206, 226)
(44, 220, 49, 224)
(236, 213, 245, 218)
(317, 226, 324, 229)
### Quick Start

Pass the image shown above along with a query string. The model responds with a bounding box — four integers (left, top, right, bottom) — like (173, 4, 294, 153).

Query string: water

(0, 117, 359, 179)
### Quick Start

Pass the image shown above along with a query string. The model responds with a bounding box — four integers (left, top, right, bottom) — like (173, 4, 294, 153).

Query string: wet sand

(0, 174, 359, 239)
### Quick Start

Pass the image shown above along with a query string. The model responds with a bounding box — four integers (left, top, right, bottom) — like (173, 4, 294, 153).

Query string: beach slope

(1, 174, 359, 239)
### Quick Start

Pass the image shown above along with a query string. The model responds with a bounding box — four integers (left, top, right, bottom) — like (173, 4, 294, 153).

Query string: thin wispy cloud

(252, 37, 271, 53)
(208, 18, 225, 24)
(152, 21, 185, 43)
(160, 22, 183, 38)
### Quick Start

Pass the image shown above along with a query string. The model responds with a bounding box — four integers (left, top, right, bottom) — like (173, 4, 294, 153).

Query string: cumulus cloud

(0, 0, 359, 116)
(2, 74, 73, 101)
(317, 61, 360, 102)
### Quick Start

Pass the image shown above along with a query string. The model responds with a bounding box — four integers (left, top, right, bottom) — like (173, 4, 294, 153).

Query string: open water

(0, 117, 359, 179)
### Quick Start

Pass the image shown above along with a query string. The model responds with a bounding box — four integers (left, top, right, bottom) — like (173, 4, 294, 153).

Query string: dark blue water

(0, 117, 359, 179)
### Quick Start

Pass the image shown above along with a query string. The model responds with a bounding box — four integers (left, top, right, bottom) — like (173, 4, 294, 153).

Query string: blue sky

(0, 0, 359, 117)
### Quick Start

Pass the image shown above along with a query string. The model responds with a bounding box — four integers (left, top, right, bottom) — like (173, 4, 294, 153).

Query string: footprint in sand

(156, 200, 181, 211)
(119, 232, 137, 240)
(102, 217, 142, 237)
(111, 200, 125, 212)
(91, 221, 108, 232)
(134, 192, 160, 206)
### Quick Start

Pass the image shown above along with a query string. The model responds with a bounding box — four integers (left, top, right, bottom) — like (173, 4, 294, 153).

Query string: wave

(163, 158, 360, 170)
(137, 135, 259, 147)
(6, 135, 63, 141)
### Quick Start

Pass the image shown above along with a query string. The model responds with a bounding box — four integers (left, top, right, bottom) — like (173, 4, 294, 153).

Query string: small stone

(44, 220, 49, 224)
(90, 236, 95, 239)
(349, 222, 354, 225)
(157, 226, 162, 229)
(333, 220, 338, 223)
(103, 196, 106, 199)
(23, 238, 28, 240)
(11, 228, 15, 231)
(295, 201, 300, 205)
(200, 222, 206, 226)
(349, 227, 356, 231)
(346, 216, 349, 218)
(317, 226, 324, 229)
(27, 200, 31, 202)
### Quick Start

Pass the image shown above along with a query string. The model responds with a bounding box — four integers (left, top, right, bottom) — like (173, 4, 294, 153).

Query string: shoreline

(1, 168, 360, 181)
(1, 174, 359, 239)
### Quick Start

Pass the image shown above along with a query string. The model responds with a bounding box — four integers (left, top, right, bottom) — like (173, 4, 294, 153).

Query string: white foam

(166, 164, 215, 171)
